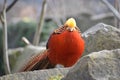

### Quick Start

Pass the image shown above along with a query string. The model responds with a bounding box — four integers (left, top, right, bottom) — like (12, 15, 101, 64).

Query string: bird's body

(48, 28, 84, 67)
(20, 18, 85, 72)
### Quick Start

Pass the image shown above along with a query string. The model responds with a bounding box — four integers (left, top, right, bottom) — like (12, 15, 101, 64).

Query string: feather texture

(20, 50, 55, 71)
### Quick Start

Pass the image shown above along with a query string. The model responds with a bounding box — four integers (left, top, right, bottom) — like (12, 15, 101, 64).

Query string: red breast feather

(48, 30, 85, 67)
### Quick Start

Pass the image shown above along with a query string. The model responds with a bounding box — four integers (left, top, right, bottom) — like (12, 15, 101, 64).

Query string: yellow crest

(64, 18, 76, 28)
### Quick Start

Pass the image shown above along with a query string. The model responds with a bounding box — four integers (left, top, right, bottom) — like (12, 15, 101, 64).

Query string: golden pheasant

(20, 18, 85, 71)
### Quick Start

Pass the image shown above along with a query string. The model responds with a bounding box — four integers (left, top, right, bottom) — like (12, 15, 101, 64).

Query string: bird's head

(54, 18, 80, 33)
(64, 18, 77, 31)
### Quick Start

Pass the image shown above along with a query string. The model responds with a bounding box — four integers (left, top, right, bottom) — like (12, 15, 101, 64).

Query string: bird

(20, 18, 85, 72)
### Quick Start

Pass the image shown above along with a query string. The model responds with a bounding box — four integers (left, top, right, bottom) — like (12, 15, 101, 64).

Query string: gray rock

(0, 68, 69, 80)
(82, 23, 120, 56)
(62, 49, 120, 80)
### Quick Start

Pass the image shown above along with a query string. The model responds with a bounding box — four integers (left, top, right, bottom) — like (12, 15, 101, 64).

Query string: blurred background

(0, 0, 119, 76)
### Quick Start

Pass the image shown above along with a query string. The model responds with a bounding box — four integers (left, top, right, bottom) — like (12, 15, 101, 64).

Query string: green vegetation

(7, 21, 37, 47)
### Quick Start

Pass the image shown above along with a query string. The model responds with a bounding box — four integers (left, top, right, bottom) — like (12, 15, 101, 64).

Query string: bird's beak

(66, 27, 76, 31)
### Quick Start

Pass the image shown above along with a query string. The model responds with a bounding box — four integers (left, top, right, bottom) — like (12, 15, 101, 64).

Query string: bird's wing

(19, 50, 55, 72)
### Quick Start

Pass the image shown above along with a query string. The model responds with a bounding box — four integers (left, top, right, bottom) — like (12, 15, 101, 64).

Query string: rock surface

(62, 49, 120, 80)
(0, 68, 69, 80)
(1, 49, 120, 80)
(82, 23, 120, 56)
